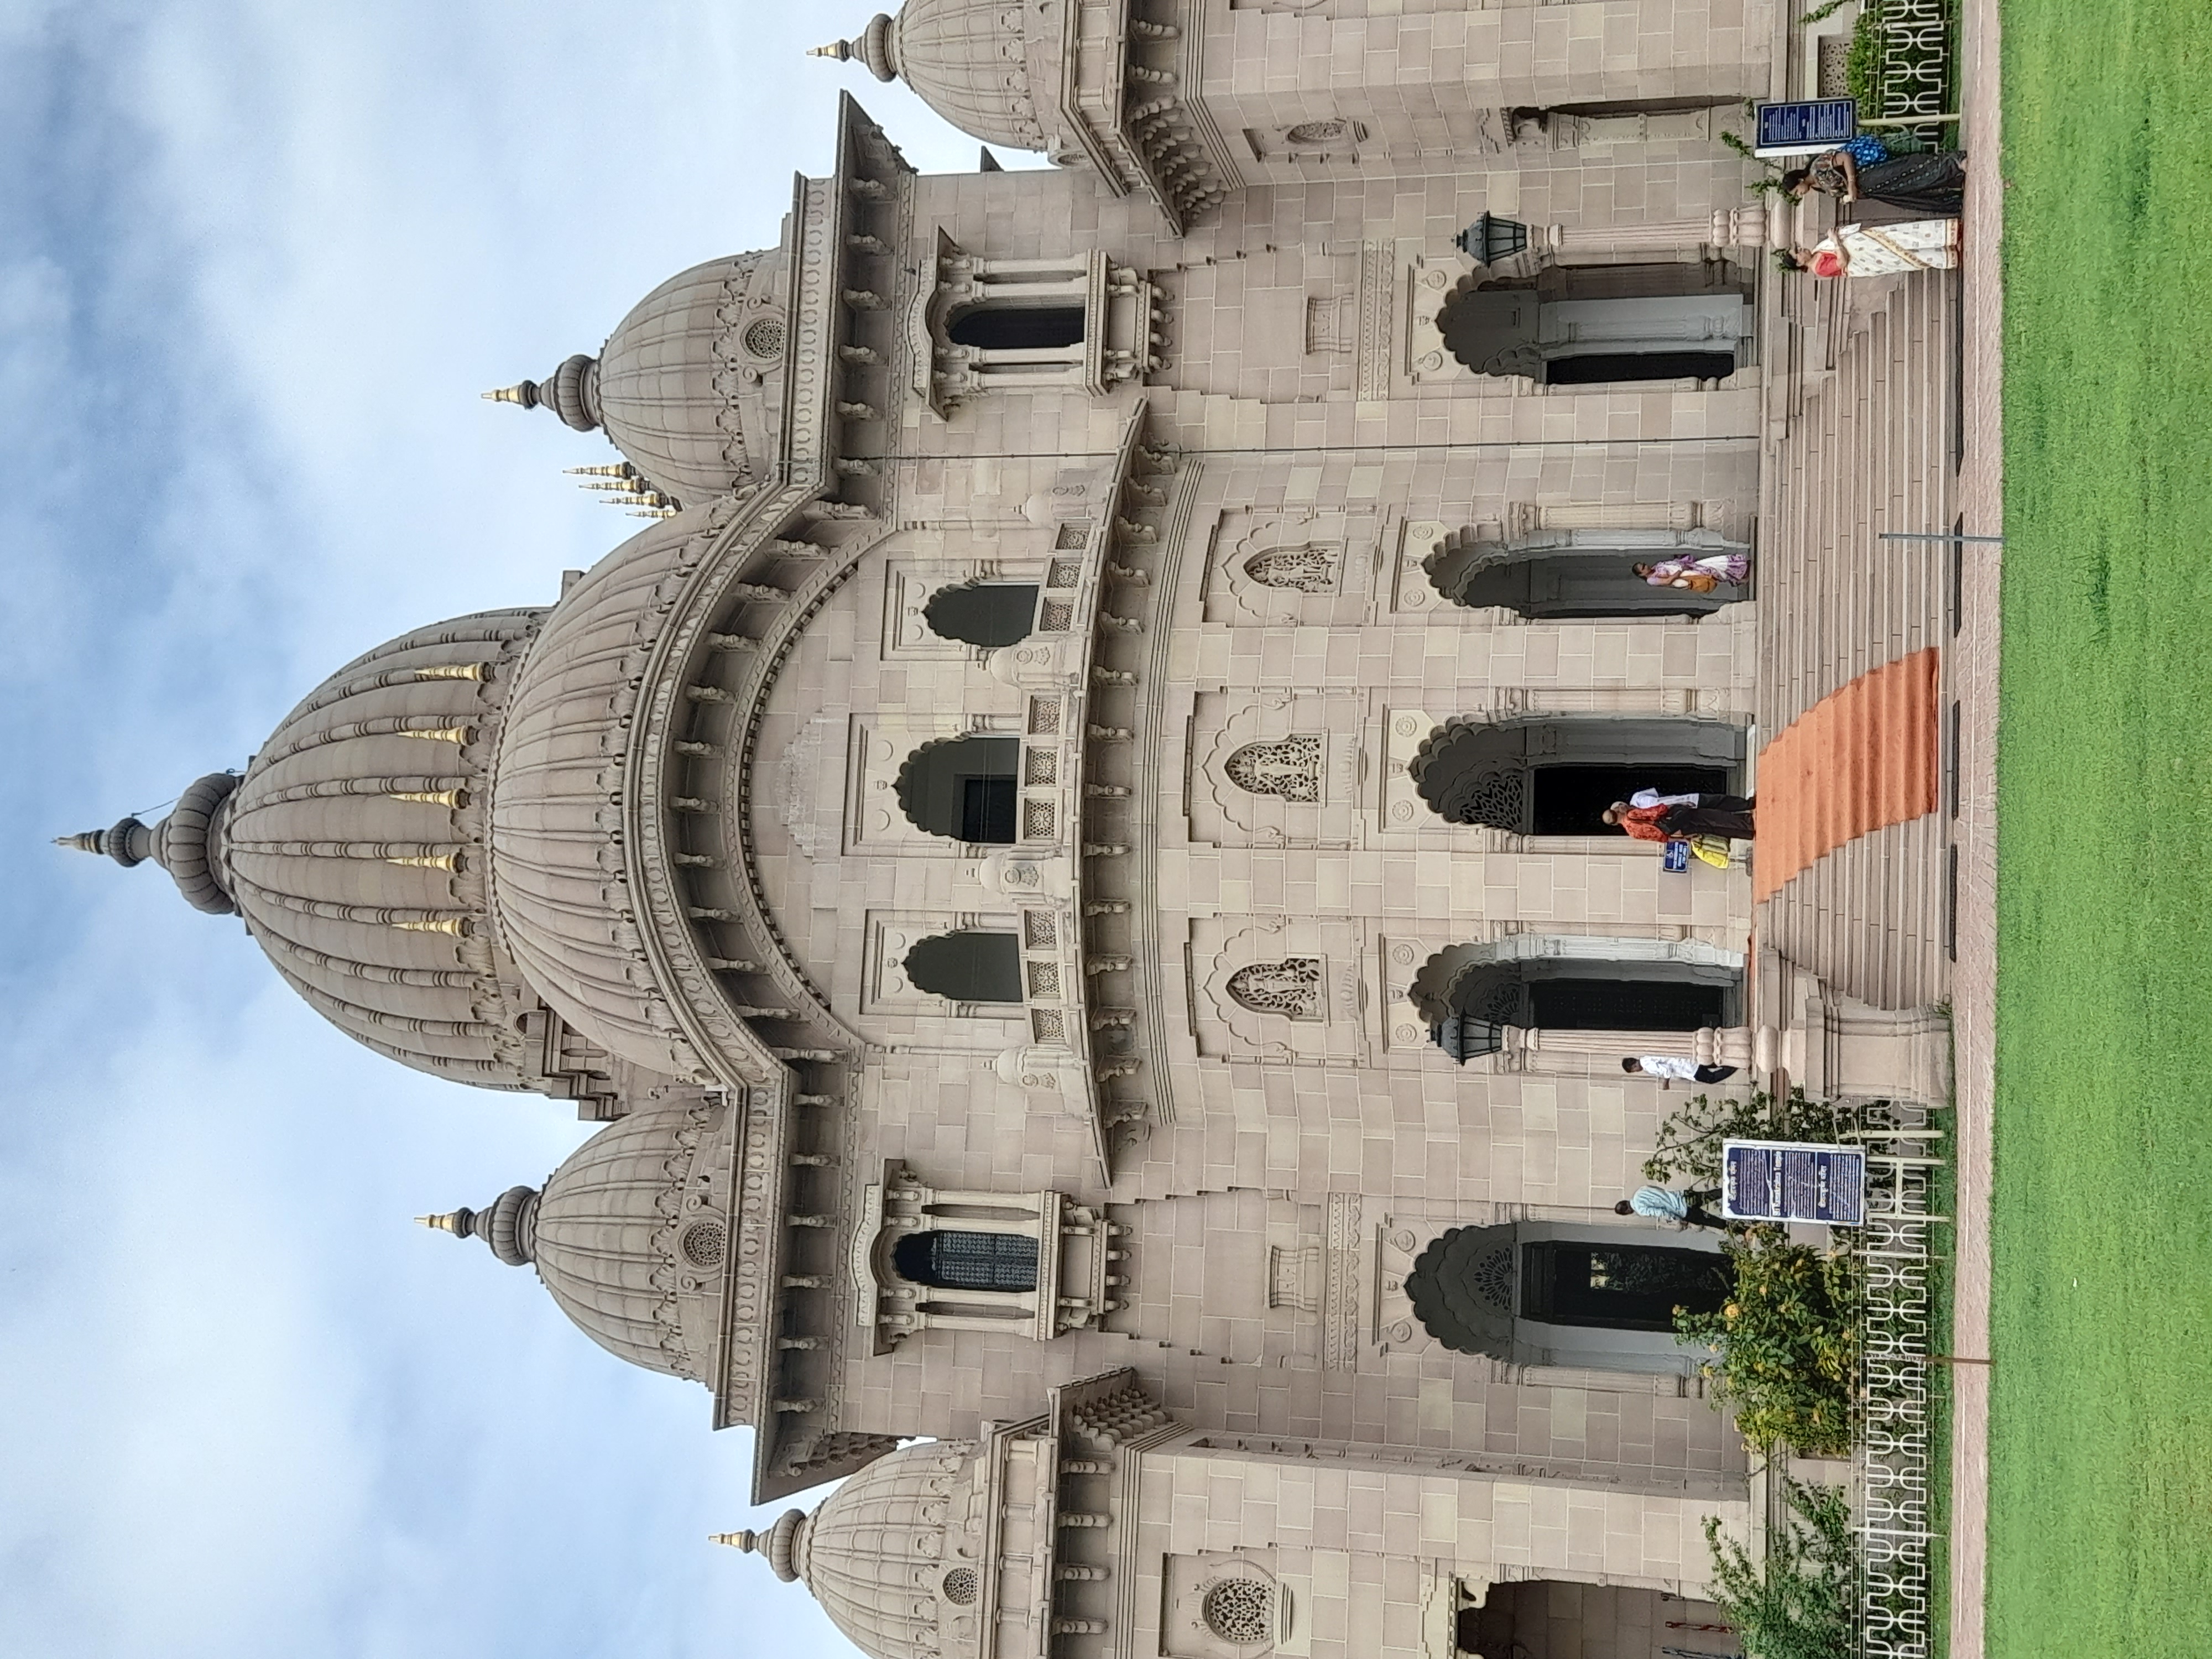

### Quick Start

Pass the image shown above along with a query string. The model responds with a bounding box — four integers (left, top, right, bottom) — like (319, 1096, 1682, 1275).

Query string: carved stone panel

(1188, 692, 1363, 849)
(1189, 918, 1367, 1065)
(1201, 509, 1380, 625)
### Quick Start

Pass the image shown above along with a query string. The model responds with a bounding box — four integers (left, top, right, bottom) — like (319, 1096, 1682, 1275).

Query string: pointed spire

(712, 1509, 806, 1580)
(481, 380, 541, 406)
(810, 14, 896, 81)
(483, 356, 600, 432)
(709, 1530, 761, 1551)
(416, 1186, 537, 1266)
(55, 830, 106, 854)
(806, 39, 852, 61)
(416, 1210, 468, 1234)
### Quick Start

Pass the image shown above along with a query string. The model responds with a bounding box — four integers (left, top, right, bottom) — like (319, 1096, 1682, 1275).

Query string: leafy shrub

(1642, 1087, 1856, 1188)
(1846, 5, 1887, 111)
(1677, 1228, 1863, 1455)
(1704, 1478, 1856, 1659)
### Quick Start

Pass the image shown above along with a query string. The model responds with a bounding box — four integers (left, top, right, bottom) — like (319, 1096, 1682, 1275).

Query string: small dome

(424, 1099, 731, 1379)
(489, 511, 720, 1079)
(488, 251, 787, 505)
(725, 1441, 987, 1659)
(817, 5, 1058, 152)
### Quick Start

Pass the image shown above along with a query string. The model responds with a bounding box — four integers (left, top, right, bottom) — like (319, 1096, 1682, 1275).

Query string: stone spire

(56, 771, 241, 915)
(417, 1185, 539, 1267)
(482, 352, 601, 432)
(712, 1508, 807, 1582)
(809, 14, 896, 81)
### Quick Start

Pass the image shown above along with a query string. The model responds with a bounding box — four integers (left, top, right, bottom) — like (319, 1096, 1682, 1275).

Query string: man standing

(1603, 793, 1757, 841)
(1615, 1184, 1729, 1231)
(1622, 1056, 1739, 1088)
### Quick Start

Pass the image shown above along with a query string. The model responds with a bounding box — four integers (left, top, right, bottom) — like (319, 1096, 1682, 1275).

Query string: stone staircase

(1752, 267, 1961, 1012)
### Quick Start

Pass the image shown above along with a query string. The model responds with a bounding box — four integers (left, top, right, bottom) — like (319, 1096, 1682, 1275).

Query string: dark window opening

(1525, 975, 1724, 1031)
(892, 1229, 1040, 1293)
(961, 777, 1018, 844)
(924, 581, 1040, 649)
(1532, 764, 1730, 836)
(948, 305, 1086, 351)
(1545, 350, 1738, 385)
(896, 734, 1021, 844)
(904, 931, 1025, 1004)
(1520, 1241, 1733, 1330)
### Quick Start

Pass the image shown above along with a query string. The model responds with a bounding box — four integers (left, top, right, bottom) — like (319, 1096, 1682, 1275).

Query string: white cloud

(1, 1, 1003, 1652)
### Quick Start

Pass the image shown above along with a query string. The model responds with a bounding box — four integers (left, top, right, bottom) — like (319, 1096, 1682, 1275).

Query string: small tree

(1704, 1478, 1856, 1659)
(1642, 1087, 1856, 1188)
(1676, 1228, 1863, 1456)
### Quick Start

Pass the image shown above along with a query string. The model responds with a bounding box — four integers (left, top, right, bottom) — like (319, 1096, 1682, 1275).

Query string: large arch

(922, 581, 1040, 648)
(894, 734, 1021, 843)
(1424, 526, 1749, 619)
(1409, 715, 1746, 834)
(1411, 935, 1746, 1061)
(1404, 1220, 1733, 1374)
(904, 930, 1024, 1003)
(1437, 262, 1752, 386)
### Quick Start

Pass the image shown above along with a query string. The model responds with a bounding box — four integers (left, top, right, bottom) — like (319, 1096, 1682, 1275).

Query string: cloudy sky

(0, 3, 1026, 1652)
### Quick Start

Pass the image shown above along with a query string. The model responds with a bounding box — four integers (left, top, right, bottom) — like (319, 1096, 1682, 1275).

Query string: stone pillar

(1540, 207, 1773, 254)
(1501, 1025, 1764, 1073)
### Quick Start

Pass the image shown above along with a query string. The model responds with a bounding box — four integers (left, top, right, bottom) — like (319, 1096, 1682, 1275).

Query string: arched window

(1409, 716, 1744, 834)
(923, 581, 1040, 649)
(948, 305, 1086, 351)
(892, 1229, 1040, 1293)
(1227, 958, 1324, 1020)
(1225, 736, 1322, 802)
(1243, 546, 1339, 592)
(905, 931, 1024, 1003)
(1438, 264, 1751, 387)
(895, 734, 1021, 843)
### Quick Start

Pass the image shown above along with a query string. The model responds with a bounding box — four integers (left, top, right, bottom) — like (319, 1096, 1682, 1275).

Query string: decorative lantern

(1455, 213, 1530, 267)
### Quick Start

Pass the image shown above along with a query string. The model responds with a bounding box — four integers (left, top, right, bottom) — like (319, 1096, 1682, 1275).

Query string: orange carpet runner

(1752, 647, 1940, 902)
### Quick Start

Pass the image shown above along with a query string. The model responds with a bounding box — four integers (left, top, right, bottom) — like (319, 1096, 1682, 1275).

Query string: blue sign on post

(1721, 1140, 1868, 1224)
(1662, 839, 1691, 873)
(1753, 98, 1859, 156)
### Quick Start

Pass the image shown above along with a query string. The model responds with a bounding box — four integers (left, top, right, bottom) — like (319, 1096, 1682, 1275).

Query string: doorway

(1531, 765, 1731, 835)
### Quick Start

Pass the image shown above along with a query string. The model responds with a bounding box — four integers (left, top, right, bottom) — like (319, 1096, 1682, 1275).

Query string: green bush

(1676, 1228, 1863, 1455)
(1846, 5, 1887, 111)
(1642, 1088, 1855, 1189)
(1704, 1478, 1856, 1659)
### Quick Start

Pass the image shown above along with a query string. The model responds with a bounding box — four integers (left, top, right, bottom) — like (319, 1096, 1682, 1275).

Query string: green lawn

(1993, 1, 2212, 1652)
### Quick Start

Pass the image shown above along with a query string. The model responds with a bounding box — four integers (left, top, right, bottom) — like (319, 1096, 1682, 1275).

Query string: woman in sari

(1632, 551, 1750, 593)
(1783, 142, 1966, 217)
(1778, 218, 1962, 278)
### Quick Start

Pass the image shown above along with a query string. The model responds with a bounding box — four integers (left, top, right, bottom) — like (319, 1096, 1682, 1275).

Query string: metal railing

(1849, 1102, 1945, 1659)
(1872, 0, 1957, 148)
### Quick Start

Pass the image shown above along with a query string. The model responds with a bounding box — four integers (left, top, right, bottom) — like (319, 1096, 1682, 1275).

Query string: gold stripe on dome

(398, 726, 474, 744)
(385, 853, 461, 871)
(412, 662, 489, 681)
(388, 788, 466, 806)
(390, 917, 468, 935)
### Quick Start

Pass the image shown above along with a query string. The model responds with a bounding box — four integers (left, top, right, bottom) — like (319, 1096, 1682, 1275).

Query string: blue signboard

(1754, 98, 1858, 156)
(1662, 839, 1691, 873)
(1721, 1139, 1868, 1224)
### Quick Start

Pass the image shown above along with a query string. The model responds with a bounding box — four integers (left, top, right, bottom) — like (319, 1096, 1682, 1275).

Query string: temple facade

(65, 4, 1961, 1656)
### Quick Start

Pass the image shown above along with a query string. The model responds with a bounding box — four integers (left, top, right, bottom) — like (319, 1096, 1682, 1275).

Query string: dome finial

(807, 38, 852, 60)
(482, 380, 542, 407)
(484, 356, 600, 432)
(418, 1187, 538, 1266)
(55, 830, 107, 854)
(416, 1210, 469, 1234)
(712, 1509, 806, 1581)
(810, 14, 896, 80)
(709, 1530, 761, 1551)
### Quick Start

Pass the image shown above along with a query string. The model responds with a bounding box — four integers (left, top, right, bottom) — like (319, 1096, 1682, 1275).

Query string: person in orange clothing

(1601, 796, 1757, 840)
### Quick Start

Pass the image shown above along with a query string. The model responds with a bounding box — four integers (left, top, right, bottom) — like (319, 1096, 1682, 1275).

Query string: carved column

(1500, 1024, 1766, 1073)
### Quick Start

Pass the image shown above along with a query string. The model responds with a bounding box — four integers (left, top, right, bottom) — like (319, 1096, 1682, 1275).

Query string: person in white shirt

(1621, 1056, 1739, 1087)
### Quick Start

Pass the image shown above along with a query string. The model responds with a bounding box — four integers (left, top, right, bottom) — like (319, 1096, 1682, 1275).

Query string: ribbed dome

(490, 251, 787, 506)
(821, 6, 1057, 152)
(426, 1100, 731, 1380)
(489, 510, 720, 1079)
(531, 1100, 729, 1378)
(735, 1441, 987, 1659)
(219, 610, 549, 1089)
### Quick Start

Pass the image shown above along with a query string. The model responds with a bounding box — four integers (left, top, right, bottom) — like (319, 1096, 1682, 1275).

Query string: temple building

(62, 3, 1963, 1655)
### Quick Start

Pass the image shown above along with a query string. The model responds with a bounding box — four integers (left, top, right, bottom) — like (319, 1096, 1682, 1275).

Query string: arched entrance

(1410, 716, 1746, 834)
(904, 931, 1024, 1003)
(923, 581, 1041, 648)
(1411, 937, 1746, 1061)
(1438, 262, 1752, 386)
(1425, 528, 1749, 620)
(948, 303, 1085, 351)
(1405, 1221, 1733, 1376)
(895, 734, 1021, 843)
(1455, 1579, 1735, 1658)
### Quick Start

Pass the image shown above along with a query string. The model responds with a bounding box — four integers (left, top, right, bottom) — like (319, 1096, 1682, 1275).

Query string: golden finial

(416, 1211, 465, 1233)
(482, 381, 539, 406)
(710, 1530, 761, 1551)
(565, 463, 637, 477)
(808, 39, 854, 60)
(55, 831, 105, 853)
